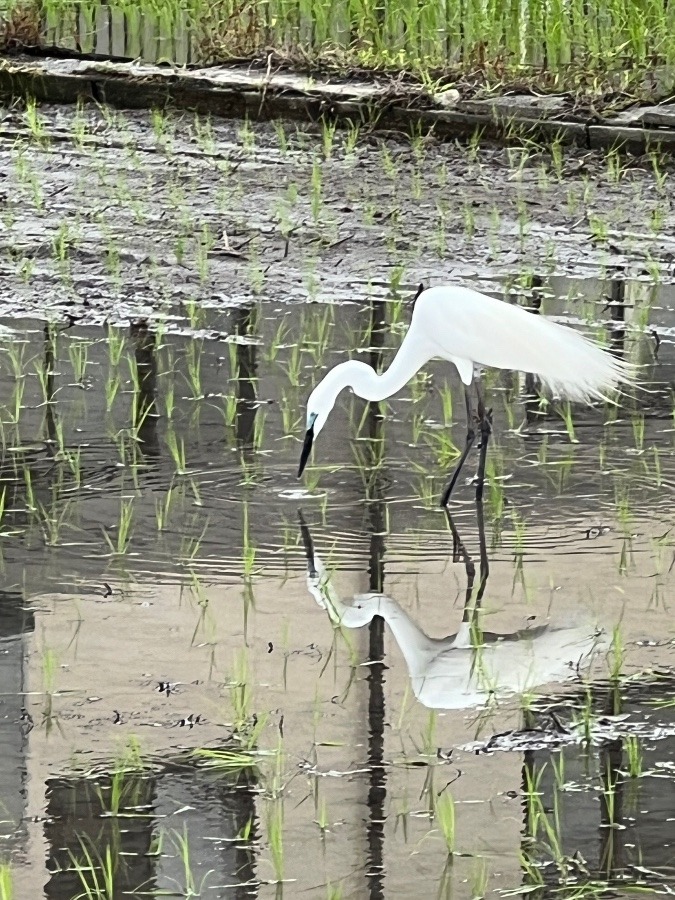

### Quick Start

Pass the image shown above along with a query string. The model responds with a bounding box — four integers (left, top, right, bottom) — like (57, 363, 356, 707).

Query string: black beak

(297, 510, 317, 577)
(297, 426, 314, 478)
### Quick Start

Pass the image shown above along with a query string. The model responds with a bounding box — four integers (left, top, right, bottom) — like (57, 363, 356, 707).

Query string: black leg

(474, 497, 490, 604)
(444, 502, 490, 634)
(444, 507, 476, 622)
(474, 376, 493, 503)
(440, 385, 476, 507)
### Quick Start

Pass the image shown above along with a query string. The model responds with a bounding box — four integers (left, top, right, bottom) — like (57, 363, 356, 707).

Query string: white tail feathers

(532, 323, 635, 403)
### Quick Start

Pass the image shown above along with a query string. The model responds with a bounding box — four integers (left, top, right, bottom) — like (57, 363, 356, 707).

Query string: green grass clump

(5, 0, 675, 95)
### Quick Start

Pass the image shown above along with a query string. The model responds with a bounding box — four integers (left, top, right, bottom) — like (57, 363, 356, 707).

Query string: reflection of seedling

(426, 429, 460, 469)
(265, 799, 285, 883)
(575, 687, 595, 746)
(171, 825, 214, 897)
(434, 791, 455, 854)
(303, 305, 333, 363)
(69, 837, 116, 900)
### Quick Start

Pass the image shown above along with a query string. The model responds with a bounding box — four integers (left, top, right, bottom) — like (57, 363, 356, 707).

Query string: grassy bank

(1, 0, 675, 99)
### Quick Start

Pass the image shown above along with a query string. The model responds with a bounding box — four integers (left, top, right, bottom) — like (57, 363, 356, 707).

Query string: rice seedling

(560, 401, 578, 443)
(470, 858, 488, 899)
(344, 120, 361, 158)
(68, 339, 90, 386)
(321, 116, 337, 160)
(230, 648, 253, 732)
(282, 342, 303, 388)
(107, 327, 126, 367)
(238, 117, 256, 154)
(649, 150, 668, 195)
(623, 735, 643, 778)
(0, 863, 12, 900)
(23, 95, 48, 146)
(12, 148, 43, 210)
(165, 428, 188, 475)
(314, 793, 330, 834)
(191, 746, 260, 771)
(102, 497, 134, 555)
(38, 498, 73, 546)
(192, 111, 216, 154)
(310, 157, 323, 223)
(273, 119, 288, 154)
(179, 520, 209, 565)
(155, 486, 175, 531)
(22, 465, 36, 512)
(242, 501, 257, 579)
(462, 201, 475, 241)
(150, 107, 172, 154)
(608, 624, 626, 683)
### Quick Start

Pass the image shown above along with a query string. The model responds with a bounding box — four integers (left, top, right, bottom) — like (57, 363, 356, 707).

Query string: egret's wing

(419, 286, 632, 401)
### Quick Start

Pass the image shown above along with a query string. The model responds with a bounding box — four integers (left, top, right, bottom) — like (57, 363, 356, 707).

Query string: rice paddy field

(0, 89, 674, 899)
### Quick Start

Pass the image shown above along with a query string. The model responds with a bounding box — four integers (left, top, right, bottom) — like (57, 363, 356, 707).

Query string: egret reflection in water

(300, 508, 607, 710)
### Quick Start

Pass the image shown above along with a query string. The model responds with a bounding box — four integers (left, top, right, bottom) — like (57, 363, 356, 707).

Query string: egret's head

(297, 387, 333, 478)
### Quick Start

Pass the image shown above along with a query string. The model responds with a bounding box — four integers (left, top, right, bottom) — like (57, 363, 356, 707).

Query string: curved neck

(320, 331, 433, 404)
(308, 577, 437, 678)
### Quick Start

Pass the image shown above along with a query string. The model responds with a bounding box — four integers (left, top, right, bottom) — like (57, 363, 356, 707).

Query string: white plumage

(412, 286, 632, 403)
(298, 284, 634, 493)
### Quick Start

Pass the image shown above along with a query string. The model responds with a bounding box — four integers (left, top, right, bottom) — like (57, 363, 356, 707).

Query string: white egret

(298, 284, 633, 503)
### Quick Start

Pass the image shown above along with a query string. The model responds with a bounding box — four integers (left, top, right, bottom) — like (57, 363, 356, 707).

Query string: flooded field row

(0, 102, 673, 898)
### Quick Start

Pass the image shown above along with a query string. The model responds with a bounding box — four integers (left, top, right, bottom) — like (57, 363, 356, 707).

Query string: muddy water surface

(0, 104, 674, 898)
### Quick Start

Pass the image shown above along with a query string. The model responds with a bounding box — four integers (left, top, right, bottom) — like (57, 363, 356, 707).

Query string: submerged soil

(0, 100, 674, 328)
